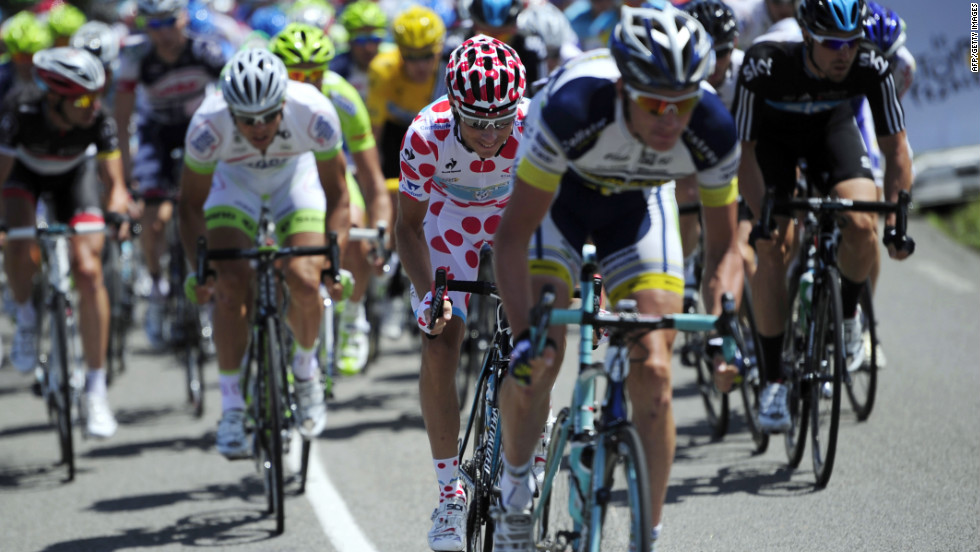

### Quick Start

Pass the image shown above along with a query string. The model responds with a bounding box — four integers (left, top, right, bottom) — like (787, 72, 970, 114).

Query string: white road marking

(909, 263, 977, 294)
(288, 437, 381, 552)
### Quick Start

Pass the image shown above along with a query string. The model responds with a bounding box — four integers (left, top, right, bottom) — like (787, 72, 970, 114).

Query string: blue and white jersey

(515, 50, 740, 207)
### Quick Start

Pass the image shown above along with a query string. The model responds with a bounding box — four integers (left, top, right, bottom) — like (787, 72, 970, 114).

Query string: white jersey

(729, 0, 776, 46)
(184, 80, 343, 196)
(714, 48, 745, 111)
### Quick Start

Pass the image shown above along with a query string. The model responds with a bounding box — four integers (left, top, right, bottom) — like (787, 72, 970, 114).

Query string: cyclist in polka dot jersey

(394, 35, 529, 552)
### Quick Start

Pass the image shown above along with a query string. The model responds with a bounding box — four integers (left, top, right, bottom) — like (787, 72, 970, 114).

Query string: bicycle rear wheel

(534, 407, 579, 552)
(809, 267, 844, 488)
(845, 279, 877, 421)
(256, 317, 286, 534)
(737, 279, 769, 453)
(587, 424, 651, 552)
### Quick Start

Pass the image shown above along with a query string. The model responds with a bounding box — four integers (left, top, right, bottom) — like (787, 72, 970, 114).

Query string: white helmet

(70, 21, 120, 71)
(33, 47, 106, 96)
(517, 3, 575, 56)
(137, 0, 187, 16)
(220, 48, 288, 114)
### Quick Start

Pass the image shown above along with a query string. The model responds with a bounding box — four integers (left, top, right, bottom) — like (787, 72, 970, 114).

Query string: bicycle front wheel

(845, 279, 877, 421)
(257, 316, 286, 534)
(534, 408, 578, 552)
(737, 279, 769, 453)
(587, 424, 651, 552)
(51, 293, 75, 482)
(809, 267, 844, 488)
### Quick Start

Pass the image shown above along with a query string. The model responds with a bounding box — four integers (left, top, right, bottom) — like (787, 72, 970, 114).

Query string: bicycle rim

(588, 425, 651, 552)
(465, 360, 495, 552)
(738, 280, 769, 453)
(258, 317, 286, 534)
(809, 268, 843, 488)
(845, 279, 877, 421)
(534, 408, 578, 552)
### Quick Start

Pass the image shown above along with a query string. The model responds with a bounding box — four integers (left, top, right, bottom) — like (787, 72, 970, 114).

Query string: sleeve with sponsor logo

(324, 73, 376, 154)
(94, 111, 121, 159)
(685, 90, 741, 207)
(858, 46, 906, 136)
(732, 42, 776, 142)
(398, 118, 435, 203)
(183, 102, 224, 174)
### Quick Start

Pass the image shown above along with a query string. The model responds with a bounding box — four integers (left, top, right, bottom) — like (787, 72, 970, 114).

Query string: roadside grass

(925, 199, 980, 252)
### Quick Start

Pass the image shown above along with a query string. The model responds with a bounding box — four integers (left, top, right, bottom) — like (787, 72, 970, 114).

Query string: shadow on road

(39, 507, 280, 551)
(84, 431, 214, 459)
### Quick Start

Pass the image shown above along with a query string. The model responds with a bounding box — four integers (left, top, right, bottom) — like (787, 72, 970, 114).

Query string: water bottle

(568, 440, 594, 525)
(798, 269, 814, 318)
(119, 240, 134, 283)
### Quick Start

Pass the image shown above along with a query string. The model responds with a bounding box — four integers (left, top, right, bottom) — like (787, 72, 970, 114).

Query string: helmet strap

(802, 34, 827, 80)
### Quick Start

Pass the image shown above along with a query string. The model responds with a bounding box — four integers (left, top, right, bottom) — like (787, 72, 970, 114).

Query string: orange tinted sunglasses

(626, 86, 702, 116)
(287, 67, 325, 84)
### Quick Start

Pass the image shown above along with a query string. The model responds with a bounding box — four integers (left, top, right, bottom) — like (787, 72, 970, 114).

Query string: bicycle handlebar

(195, 232, 341, 286)
(426, 267, 450, 337)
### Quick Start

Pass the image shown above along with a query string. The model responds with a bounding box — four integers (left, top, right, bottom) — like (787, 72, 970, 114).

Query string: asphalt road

(0, 217, 977, 552)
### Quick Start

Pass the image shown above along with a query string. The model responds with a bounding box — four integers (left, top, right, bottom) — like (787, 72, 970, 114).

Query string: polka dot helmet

(444, 34, 526, 119)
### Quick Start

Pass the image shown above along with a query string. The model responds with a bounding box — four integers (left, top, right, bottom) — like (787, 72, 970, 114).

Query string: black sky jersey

(0, 93, 120, 175)
(733, 40, 905, 141)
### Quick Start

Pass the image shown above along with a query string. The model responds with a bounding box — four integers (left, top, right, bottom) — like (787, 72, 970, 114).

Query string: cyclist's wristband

(184, 273, 200, 305)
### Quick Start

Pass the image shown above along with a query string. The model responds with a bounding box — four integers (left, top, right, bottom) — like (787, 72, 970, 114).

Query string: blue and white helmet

(609, 4, 715, 91)
(220, 48, 288, 114)
(863, 0, 905, 57)
(70, 21, 120, 71)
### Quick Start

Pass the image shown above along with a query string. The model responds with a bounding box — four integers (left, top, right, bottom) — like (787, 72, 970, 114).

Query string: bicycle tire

(181, 301, 206, 418)
(51, 293, 75, 482)
(845, 279, 877, 421)
(258, 316, 286, 534)
(783, 271, 809, 469)
(809, 267, 843, 488)
(687, 286, 729, 439)
(103, 241, 123, 386)
(534, 407, 579, 552)
(587, 424, 652, 552)
(737, 279, 769, 454)
(464, 354, 497, 552)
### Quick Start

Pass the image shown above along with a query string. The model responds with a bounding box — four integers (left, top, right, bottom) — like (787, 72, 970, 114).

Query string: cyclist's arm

(394, 191, 432, 301)
(0, 152, 13, 218)
(493, 174, 557, 339)
(114, 88, 136, 181)
(736, 140, 765, 224)
(97, 152, 130, 215)
(316, 153, 351, 256)
(694, 174, 744, 315)
(877, 130, 913, 213)
(176, 163, 212, 272)
(351, 146, 392, 228)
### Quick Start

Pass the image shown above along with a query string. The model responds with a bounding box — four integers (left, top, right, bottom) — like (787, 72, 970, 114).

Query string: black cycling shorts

(3, 159, 104, 224)
(755, 103, 873, 211)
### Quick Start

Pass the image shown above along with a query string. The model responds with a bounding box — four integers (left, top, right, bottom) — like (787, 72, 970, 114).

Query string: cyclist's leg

(595, 184, 684, 536)
(2, 166, 40, 372)
(339, 173, 371, 373)
(63, 162, 116, 436)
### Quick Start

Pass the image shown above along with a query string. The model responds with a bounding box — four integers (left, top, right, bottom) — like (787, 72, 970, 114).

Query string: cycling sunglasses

(232, 108, 282, 127)
(139, 15, 179, 30)
(810, 32, 863, 51)
(626, 86, 702, 116)
(70, 92, 100, 108)
(287, 67, 325, 84)
(350, 34, 384, 45)
(456, 110, 516, 131)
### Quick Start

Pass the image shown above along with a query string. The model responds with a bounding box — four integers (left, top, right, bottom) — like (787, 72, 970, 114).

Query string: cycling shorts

(2, 159, 104, 225)
(755, 103, 874, 213)
(133, 121, 188, 199)
(203, 166, 326, 243)
(529, 181, 684, 304)
(408, 206, 501, 325)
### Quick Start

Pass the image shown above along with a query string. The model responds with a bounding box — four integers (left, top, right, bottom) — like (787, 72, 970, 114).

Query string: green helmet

(2, 11, 54, 55)
(269, 22, 335, 66)
(47, 3, 88, 38)
(338, 0, 387, 36)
